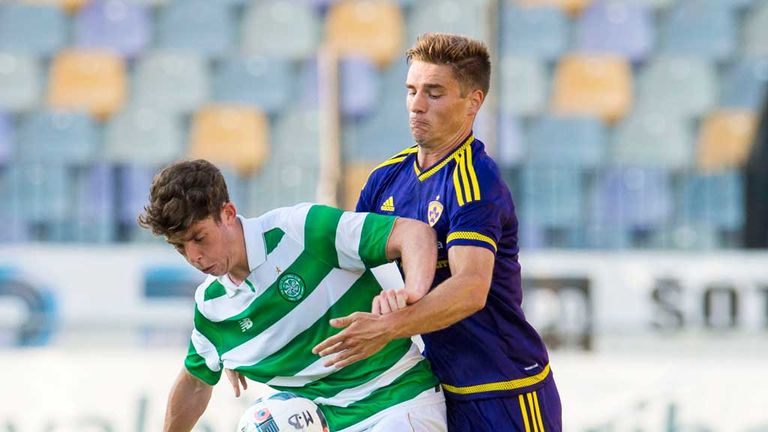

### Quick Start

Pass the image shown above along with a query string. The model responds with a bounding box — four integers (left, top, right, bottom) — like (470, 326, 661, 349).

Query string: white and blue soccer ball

(237, 391, 329, 432)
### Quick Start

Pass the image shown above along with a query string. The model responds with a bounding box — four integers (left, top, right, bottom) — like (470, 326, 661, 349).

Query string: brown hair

(406, 32, 491, 97)
(137, 159, 230, 238)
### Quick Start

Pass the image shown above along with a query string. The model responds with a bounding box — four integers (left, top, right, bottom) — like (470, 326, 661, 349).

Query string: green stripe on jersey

(203, 280, 227, 301)
(185, 340, 219, 385)
(305, 205, 342, 268)
(359, 213, 396, 267)
(264, 228, 285, 255)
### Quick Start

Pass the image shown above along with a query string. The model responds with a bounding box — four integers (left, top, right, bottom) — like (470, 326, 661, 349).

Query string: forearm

(164, 369, 213, 432)
(386, 218, 436, 296)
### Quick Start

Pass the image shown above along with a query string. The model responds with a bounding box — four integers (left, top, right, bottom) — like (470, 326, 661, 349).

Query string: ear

(221, 202, 238, 223)
(467, 89, 485, 116)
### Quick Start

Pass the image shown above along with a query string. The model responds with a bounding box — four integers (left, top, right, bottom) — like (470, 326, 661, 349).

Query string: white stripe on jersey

(191, 328, 221, 372)
(335, 211, 366, 272)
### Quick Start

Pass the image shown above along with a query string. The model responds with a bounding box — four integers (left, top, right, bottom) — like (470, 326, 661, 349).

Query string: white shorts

(338, 386, 447, 432)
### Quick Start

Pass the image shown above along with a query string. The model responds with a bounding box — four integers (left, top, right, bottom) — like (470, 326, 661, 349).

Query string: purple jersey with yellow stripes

(356, 135, 553, 401)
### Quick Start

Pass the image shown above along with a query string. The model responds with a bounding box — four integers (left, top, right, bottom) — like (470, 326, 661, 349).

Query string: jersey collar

(413, 133, 474, 182)
(219, 215, 267, 297)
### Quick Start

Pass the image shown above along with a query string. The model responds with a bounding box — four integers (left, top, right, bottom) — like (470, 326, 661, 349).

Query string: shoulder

(453, 138, 509, 206)
(193, 276, 225, 319)
(365, 145, 417, 184)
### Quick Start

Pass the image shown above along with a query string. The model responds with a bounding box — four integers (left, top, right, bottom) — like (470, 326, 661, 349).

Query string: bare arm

(313, 245, 494, 366)
(384, 217, 436, 299)
(163, 369, 213, 432)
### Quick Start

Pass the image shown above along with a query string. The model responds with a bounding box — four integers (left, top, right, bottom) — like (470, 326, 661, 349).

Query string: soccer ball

(236, 391, 330, 432)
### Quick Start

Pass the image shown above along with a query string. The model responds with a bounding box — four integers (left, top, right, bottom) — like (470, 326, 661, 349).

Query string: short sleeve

(184, 310, 222, 385)
(447, 199, 502, 254)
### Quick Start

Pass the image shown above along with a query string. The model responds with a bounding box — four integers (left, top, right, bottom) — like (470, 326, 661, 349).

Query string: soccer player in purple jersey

(312, 33, 562, 431)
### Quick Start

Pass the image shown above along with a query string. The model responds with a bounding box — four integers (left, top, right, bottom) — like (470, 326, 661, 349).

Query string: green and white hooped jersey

(185, 203, 440, 432)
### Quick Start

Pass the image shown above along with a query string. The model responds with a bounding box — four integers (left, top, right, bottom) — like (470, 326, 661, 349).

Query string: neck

(228, 218, 249, 284)
(417, 125, 473, 168)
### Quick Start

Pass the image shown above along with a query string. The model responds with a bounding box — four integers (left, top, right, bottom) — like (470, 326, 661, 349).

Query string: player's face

(167, 202, 240, 277)
(406, 60, 480, 148)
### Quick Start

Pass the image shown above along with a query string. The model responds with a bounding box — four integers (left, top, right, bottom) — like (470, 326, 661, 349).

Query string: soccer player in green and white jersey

(138, 160, 446, 432)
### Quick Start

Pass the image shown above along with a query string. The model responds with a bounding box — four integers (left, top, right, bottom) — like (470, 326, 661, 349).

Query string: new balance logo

(380, 196, 395, 212)
(239, 318, 253, 332)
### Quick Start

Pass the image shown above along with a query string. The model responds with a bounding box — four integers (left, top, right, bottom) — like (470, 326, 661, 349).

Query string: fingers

(313, 335, 343, 355)
(238, 373, 248, 391)
(225, 369, 242, 398)
(329, 312, 360, 328)
(371, 295, 382, 315)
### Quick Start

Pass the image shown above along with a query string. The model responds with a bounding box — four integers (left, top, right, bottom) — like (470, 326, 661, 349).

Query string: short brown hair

(406, 32, 491, 97)
(137, 159, 230, 238)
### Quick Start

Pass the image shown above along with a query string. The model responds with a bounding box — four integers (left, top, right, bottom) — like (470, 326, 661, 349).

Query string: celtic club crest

(428, 200, 443, 227)
(278, 273, 305, 302)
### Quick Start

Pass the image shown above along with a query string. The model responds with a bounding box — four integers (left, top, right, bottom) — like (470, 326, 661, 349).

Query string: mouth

(409, 118, 429, 129)
(202, 265, 215, 274)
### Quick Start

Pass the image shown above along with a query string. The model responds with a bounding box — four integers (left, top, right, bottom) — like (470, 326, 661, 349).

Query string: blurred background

(0, 0, 767, 430)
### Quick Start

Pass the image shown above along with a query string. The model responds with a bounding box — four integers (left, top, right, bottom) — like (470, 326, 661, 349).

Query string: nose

(184, 243, 203, 264)
(408, 90, 427, 114)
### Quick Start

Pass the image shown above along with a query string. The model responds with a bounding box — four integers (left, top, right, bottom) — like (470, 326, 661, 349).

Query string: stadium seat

(634, 57, 717, 119)
(248, 158, 320, 216)
(325, 0, 404, 67)
(526, 115, 606, 169)
(342, 61, 412, 161)
(576, 1, 654, 62)
(514, 0, 593, 16)
(621, 0, 672, 10)
(744, 1, 768, 57)
(47, 50, 127, 119)
(497, 114, 525, 167)
(0, 113, 12, 165)
(132, 52, 209, 114)
(17, 111, 98, 164)
(157, 0, 234, 57)
(7, 163, 72, 224)
(408, 0, 489, 44)
(189, 105, 270, 176)
(342, 162, 377, 210)
(697, 110, 758, 172)
(340, 57, 379, 118)
(521, 165, 585, 229)
(679, 170, 744, 231)
(499, 56, 548, 116)
(115, 164, 156, 242)
(272, 109, 321, 162)
(104, 106, 184, 164)
(0, 54, 42, 112)
(551, 54, 633, 122)
(0, 4, 67, 56)
(20, 0, 87, 13)
(241, 1, 320, 60)
(590, 167, 672, 231)
(612, 111, 693, 170)
(71, 163, 116, 242)
(501, 5, 568, 61)
(212, 56, 296, 115)
(659, 2, 737, 62)
(720, 59, 768, 110)
(74, 1, 151, 58)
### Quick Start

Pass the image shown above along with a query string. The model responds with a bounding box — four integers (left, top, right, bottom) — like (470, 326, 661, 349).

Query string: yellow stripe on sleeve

(527, 392, 539, 432)
(457, 149, 473, 204)
(446, 231, 498, 252)
(465, 145, 481, 201)
(453, 165, 465, 206)
(533, 390, 546, 432)
(519, 394, 532, 432)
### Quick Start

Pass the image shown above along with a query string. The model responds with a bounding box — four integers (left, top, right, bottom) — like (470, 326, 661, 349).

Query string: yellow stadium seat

(21, 0, 87, 14)
(189, 105, 270, 176)
(343, 162, 377, 210)
(551, 54, 632, 123)
(697, 110, 758, 172)
(47, 49, 126, 119)
(515, 0, 593, 16)
(325, 0, 404, 67)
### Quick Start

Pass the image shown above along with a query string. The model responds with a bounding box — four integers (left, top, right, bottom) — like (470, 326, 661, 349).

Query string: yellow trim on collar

(413, 135, 475, 181)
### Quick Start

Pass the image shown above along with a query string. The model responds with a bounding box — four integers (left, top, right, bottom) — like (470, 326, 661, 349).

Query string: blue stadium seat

(521, 165, 585, 230)
(271, 109, 320, 162)
(17, 111, 98, 164)
(409, 0, 488, 43)
(0, 4, 67, 56)
(499, 56, 548, 116)
(635, 57, 717, 119)
(340, 57, 379, 119)
(612, 111, 693, 169)
(526, 115, 606, 169)
(241, 1, 320, 60)
(0, 113, 12, 165)
(342, 61, 412, 162)
(0, 54, 42, 112)
(212, 56, 296, 115)
(0, 167, 28, 242)
(659, 2, 737, 62)
(116, 164, 157, 242)
(576, 0, 654, 62)
(132, 53, 209, 113)
(157, 0, 234, 57)
(74, 0, 151, 58)
(720, 59, 768, 110)
(590, 167, 672, 231)
(7, 163, 72, 224)
(679, 171, 744, 231)
(500, 4, 568, 62)
(63, 163, 116, 243)
(105, 106, 184, 164)
(497, 114, 524, 167)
